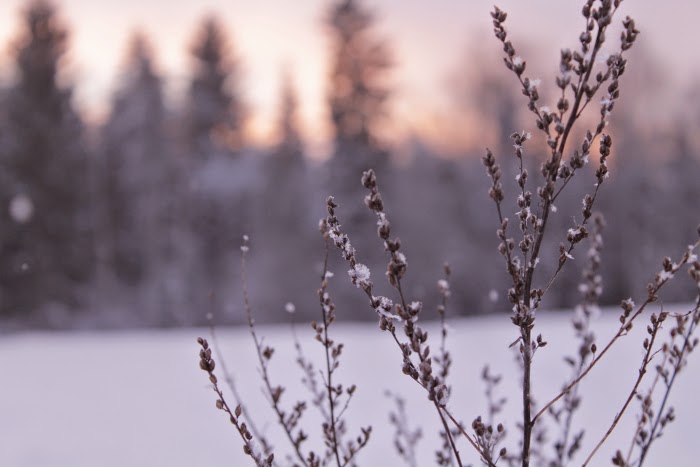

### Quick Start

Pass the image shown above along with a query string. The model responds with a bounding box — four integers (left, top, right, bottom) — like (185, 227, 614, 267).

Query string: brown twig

(240, 238, 312, 467)
(582, 310, 667, 466)
(532, 242, 699, 427)
(197, 337, 274, 467)
(318, 241, 343, 467)
(207, 315, 273, 456)
(489, 5, 638, 464)
(637, 298, 700, 466)
(325, 185, 491, 466)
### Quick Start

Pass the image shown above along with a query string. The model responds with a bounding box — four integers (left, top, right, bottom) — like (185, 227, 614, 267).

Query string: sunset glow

(0, 0, 696, 154)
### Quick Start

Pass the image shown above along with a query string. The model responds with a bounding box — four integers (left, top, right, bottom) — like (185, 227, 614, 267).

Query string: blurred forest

(0, 0, 698, 329)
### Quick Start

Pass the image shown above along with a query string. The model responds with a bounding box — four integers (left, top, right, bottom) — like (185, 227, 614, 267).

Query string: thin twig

(318, 242, 343, 467)
(325, 193, 488, 465)
(197, 337, 273, 467)
(240, 240, 311, 467)
(532, 242, 699, 427)
(638, 298, 700, 466)
(582, 311, 667, 466)
(208, 315, 273, 456)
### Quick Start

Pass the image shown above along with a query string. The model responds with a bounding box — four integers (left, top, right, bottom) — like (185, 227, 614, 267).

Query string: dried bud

(361, 169, 377, 189)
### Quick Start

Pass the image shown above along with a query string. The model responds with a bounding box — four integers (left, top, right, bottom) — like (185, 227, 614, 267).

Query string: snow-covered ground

(1, 307, 699, 466)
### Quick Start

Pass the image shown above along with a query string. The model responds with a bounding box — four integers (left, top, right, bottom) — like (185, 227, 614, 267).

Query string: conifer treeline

(0, 0, 395, 326)
(0, 0, 698, 328)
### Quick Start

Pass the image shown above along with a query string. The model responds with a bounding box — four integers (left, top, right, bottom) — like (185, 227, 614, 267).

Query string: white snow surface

(1, 306, 699, 466)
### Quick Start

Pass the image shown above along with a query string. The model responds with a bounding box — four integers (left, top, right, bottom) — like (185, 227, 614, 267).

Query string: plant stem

(521, 327, 533, 467)
(583, 312, 663, 466)
(319, 244, 343, 467)
(241, 246, 310, 467)
(638, 300, 700, 466)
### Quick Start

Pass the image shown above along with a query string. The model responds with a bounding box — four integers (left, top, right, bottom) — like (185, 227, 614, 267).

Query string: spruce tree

(325, 0, 392, 226)
(276, 71, 304, 161)
(183, 15, 248, 318)
(98, 33, 176, 323)
(185, 16, 244, 161)
(251, 71, 314, 315)
(264, 71, 306, 233)
(0, 0, 92, 319)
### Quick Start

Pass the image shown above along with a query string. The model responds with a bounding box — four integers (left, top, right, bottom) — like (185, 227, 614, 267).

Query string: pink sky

(0, 0, 696, 156)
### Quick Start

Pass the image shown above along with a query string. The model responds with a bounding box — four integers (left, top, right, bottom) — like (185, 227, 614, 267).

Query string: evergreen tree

(98, 32, 177, 324)
(325, 0, 392, 227)
(276, 71, 304, 161)
(0, 0, 92, 319)
(252, 71, 315, 316)
(264, 71, 307, 235)
(185, 15, 244, 161)
(319, 0, 393, 318)
(183, 15, 249, 318)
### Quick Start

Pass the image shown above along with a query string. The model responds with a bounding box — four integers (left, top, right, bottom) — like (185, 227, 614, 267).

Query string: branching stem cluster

(195, 3, 700, 467)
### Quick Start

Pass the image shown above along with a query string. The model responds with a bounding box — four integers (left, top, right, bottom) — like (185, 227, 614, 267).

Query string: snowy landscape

(1, 0, 700, 466)
(0, 0, 698, 328)
(2, 309, 700, 466)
